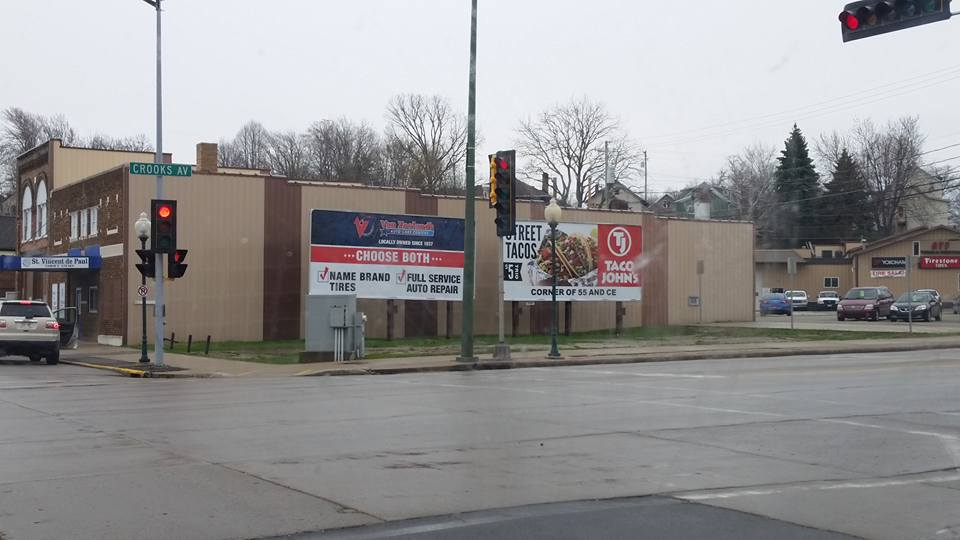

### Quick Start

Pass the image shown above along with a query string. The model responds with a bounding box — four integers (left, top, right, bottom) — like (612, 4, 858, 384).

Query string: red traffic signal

(167, 249, 188, 279)
(151, 199, 177, 253)
(839, 0, 951, 42)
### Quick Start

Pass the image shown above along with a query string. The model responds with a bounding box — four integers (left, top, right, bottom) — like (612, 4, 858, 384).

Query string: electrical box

(303, 295, 365, 363)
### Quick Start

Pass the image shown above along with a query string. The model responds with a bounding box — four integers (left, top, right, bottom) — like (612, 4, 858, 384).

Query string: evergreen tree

(823, 148, 870, 241)
(773, 124, 820, 247)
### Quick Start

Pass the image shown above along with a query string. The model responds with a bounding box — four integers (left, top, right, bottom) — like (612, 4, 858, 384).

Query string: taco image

(535, 231, 599, 284)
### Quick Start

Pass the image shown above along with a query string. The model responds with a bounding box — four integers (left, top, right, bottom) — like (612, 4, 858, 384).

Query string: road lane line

(678, 471, 960, 501)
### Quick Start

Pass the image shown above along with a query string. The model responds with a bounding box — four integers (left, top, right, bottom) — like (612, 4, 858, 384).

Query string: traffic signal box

(151, 199, 177, 253)
(135, 249, 155, 278)
(490, 150, 516, 238)
(839, 0, 951, 42)
(168, 249, 188, 279)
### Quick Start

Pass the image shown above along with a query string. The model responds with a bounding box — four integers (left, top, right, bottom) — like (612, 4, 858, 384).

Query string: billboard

(503, 221, 642, 302)
(309, 210, 465, 300)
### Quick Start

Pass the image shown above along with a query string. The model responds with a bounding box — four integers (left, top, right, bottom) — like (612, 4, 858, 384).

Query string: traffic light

(839, 0, 951, 42)
(491, 150, 516, 237)
(135, 249, 155, 278)
(151, 199, 177, 253)
(488, 154, 499, 208)
(167, 249, 188, 279)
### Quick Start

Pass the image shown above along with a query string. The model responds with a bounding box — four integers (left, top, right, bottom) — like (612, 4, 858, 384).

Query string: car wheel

(29, 354, 41, 362)
(46, 349, 59, 365)
(936, 311, 942, 321)
(837, 315, 845, 321)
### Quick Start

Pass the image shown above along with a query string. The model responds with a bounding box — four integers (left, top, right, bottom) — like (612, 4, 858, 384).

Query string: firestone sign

(919, 256, 960, 269)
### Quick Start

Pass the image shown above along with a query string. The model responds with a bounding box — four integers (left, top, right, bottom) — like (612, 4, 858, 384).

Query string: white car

(816, 291, 839, 310)
(0, 301, 60, 364)
(784, 290, 808, 311)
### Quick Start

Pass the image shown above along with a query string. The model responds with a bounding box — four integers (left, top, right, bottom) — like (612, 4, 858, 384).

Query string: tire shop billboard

(310, 210, 465, 300)
(503, 221, 642, 302)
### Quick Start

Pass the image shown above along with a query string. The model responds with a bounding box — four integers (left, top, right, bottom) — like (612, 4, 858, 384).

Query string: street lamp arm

(143, 0, 159, 8)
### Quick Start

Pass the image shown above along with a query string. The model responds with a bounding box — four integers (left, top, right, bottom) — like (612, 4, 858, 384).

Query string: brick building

(14, 140, 756, 346)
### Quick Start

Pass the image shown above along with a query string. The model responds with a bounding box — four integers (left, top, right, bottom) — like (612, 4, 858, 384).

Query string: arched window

(21, 185, 33, 241)
(36, 179, 48, 238)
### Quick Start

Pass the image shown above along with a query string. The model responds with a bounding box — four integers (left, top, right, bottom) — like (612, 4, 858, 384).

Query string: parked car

(784, 290, 809, 311)
(759, 293, 792, 315)
(837, 287, 894, 321)
(0, 301, 60, 364)
(816, 291, 840, 310)
(917, 289, 941, 304)
(889, 291, 942, 322)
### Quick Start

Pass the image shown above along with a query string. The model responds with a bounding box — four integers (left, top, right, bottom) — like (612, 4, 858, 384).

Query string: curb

(352, 340, 960, 376)
(60, 359, 212, 378)
(61, 360, 150, 377)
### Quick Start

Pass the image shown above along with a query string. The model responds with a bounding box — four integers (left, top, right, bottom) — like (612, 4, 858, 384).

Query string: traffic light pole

(458, 0, 478, 363)
(151, 0, 166, 366)
(493, 236, 511, 361)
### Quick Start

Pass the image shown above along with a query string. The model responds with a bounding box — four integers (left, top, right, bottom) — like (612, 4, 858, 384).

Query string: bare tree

(718, 144, 778, 232)
(816, 117, 930, 236)
(384, 94, 466, 193)
(852, 118, 924, 235)
(267, 130, 311, 178)
(517, 97, 640, 207)
(0, 107, 79, 195)
(219, 121, 271, 169)
(306, 118, 383, 183)
(83, 133, 153, 152)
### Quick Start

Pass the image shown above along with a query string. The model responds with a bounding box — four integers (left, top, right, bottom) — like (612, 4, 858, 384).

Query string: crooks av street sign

(129, 162, 192, 177)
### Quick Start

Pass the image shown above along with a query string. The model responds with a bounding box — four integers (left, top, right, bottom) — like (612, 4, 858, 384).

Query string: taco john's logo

(600, 226, 639, 286)
(606, 226, 632, 257)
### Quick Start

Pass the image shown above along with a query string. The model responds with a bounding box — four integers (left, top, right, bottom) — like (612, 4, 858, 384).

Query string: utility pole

(643, 150, 648, 202)
(144, 0, 166, 365)
(458, 0, 478, 362)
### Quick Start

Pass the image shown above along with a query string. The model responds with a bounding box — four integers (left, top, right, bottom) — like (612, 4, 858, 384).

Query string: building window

(70, 212, 79, 240)
(21, 187, 32, 241)
(75, 287, 83, 312)
(822, 250, 834, 259)
(36, 180, 47, 238)
(88, 286, 99, 314)
(89, 206, 98, 237)
(913, 241, 921, 256)
(80, 208, 89, 238)
(824, 277, 839, 288)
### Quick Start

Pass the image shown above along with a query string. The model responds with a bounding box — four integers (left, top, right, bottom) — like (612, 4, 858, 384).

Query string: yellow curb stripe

(294, 369, 318, 376)
(61, 360, 149, 378)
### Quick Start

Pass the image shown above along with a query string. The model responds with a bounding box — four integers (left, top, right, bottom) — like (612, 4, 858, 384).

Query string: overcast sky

(3, 1, 959, 197)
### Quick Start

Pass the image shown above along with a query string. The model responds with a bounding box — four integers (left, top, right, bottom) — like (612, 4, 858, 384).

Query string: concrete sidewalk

(61, 335, 960, 378)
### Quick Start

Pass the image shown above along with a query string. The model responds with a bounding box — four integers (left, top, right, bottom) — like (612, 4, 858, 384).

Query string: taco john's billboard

(503, 221, 642, 302)
(309, 209, 465, 300)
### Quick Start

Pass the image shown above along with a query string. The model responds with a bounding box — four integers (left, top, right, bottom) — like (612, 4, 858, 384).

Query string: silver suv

(0, 301, 60, 364)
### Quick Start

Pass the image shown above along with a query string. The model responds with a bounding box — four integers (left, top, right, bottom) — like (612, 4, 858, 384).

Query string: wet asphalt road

(1, 349, 959, 540)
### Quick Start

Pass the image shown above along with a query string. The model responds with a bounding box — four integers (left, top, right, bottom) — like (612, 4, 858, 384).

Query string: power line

(645, 71, 960, 148)
(642, 64, 960, 143)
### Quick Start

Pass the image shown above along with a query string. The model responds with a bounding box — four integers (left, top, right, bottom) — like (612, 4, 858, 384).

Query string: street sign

(130, 162, 192, 177)
(137, 285, 149, 298)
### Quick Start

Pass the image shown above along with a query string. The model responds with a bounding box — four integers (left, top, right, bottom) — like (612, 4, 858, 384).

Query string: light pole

(134, 212, 151, 363)
(143, 0, 165, 366)
(545, 199, 562, 359)
(458, 0, 479, 362)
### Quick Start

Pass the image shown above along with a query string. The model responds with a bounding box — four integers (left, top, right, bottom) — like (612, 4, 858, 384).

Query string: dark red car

(837, 287, 894, 321)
